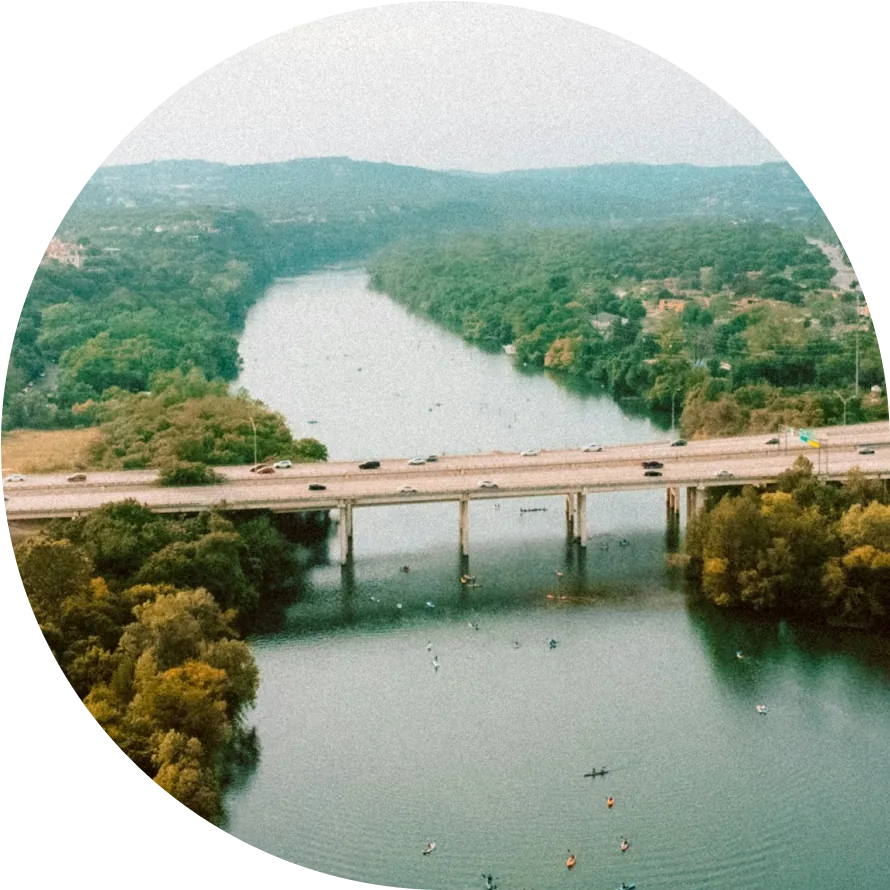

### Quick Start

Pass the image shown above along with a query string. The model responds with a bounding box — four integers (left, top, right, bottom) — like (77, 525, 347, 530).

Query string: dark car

(644, 470, 663, 477)
(765, 437, 780, 445)
(359, 460, 381, 470)
(67, 473, 87, 483)
(256, 466, 275, 475)
(858, 446, 876, 455)
(250, 463, 272, 473)
(425, 455, 439, 462)
(670, 439, 687, 447)
(642, 460, 663, 469)
(308, 483, 327, 491)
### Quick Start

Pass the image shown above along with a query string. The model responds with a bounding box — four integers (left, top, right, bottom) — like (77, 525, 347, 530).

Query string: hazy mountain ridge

(70, 157, 827, 230)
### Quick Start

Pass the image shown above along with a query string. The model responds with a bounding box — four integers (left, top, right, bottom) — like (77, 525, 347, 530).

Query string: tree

(16, 537, 93, 625)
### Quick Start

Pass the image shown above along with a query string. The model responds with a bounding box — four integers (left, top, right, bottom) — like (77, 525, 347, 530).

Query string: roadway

(2, 422, 890, 496)
(4, 439, 890, 521)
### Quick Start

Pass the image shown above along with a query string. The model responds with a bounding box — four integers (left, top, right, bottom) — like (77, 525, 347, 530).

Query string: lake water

(227, 269, 890, 890)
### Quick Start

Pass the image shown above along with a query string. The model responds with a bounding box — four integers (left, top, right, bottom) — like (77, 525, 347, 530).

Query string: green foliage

(5, 208, 272, 429)
(88, 369, 326, 469)
(687, 459, 890, 629)
(158, 461, 223, 487)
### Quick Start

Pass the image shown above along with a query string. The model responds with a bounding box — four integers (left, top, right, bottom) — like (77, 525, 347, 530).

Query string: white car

(407, 457, 426, 466)
(398, 485, 417, 494)
(5, 474, 25, 482)
(273, 460, 293, 469)
(478, 480, 499, 489)
(582, 444, 603, 452)
(520, 449, 539, 457)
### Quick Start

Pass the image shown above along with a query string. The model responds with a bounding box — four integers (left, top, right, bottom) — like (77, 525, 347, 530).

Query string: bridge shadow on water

(252, 523, 686, 643)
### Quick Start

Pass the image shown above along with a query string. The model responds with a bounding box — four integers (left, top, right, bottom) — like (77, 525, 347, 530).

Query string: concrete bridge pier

(459, 496, 470, 556)
(338, 501, 354, 566)
(666, 486, 681, 525)
(575, 491, 588, 547)
(565, 493, 576, 537)
(686, 485, 708, 526)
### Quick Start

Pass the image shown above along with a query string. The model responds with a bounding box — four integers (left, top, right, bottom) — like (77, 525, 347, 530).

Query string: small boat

(426, 601, 436, 608)
(549, 639, 558, 649)
(615, 884, 636, 890)
(566, 853, 576, 869)
(422, 842, 436, 855)
(607, 796, 614, 808)
(736, 650, 745, 659)
(620, 839, 630, 853)
(756, 704, 768, 714)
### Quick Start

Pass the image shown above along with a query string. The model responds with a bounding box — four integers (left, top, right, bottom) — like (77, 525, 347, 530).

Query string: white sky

(104, 2, 781, 171)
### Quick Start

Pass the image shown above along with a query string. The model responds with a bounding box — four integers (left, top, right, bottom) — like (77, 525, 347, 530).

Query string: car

(407, 458, 426, 466)
(582, 444, 603, 453)
(359, 460, 381, 470)
(716, 470, 735, 478)
(670, 439, 688, 447)
(273, 460, 293, 469)
(308, 483, 327, 491)
(765, 437, 780, 446)
(250, 463, 272, 473)
(67, 473, 87, 483)
(398, 485, 417, 494)
(643, 470, 663, 477)
(642, 460, 663, 469)
(425, 455, 439, 462)
(858, 446, 876, 455)
(478, 480, 499, 489)
(256, 466, 275, 475)
(5, 474, 25, 482)
(520, 449, 539, 457)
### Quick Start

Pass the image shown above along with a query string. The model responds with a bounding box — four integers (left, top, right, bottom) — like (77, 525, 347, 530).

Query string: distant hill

(68, 157, 828, 231)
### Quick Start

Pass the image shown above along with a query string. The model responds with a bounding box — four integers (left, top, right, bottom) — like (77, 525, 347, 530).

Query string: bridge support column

(338, 501, 354, 566)
(575, 491, 588, 547)
(686, 485, 707, 526)
(565, 493, 576, 537)
(459, 496, 470, 556)
(666, 486, 681, 524)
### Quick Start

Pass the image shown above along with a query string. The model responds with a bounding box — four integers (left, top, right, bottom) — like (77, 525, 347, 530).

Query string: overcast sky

(104, 2, 781, 172)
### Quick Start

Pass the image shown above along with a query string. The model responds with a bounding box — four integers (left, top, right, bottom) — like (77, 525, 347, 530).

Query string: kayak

(422, 842, 436, 855)
(566, 854, 576, 869)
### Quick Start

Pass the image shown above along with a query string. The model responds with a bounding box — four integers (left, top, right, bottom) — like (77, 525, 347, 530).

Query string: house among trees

(42, 237, 84, 269)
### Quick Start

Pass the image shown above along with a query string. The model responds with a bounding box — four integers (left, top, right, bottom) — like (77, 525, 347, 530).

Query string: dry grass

(1, 427, 102, 474)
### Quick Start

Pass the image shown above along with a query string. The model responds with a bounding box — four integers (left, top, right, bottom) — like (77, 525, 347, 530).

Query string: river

(227, 269, 890, 890)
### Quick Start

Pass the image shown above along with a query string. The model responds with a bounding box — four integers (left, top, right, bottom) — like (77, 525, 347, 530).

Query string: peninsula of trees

(369, 223, 885, 435)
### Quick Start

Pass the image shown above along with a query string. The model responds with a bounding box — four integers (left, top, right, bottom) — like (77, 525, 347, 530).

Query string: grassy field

(1, 427, 102, 474)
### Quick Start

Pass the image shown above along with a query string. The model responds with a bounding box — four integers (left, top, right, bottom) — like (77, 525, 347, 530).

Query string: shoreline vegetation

(7, 156, 889, 822)
(687, 458, 890, 631)
(16, 501, 328, 821)
(367, 223, 886, 438)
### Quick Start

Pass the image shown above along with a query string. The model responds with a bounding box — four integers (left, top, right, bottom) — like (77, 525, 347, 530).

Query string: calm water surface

(227, 270, 890, 890)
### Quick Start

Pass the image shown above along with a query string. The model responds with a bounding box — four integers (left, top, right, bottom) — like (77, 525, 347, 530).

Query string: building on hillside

(591, 312, 623, 331)
(42, 237, 84, 268)
(657, 299, 687, 313)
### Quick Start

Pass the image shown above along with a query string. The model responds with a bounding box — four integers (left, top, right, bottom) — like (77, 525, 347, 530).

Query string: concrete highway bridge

(4, 422, 889, 564)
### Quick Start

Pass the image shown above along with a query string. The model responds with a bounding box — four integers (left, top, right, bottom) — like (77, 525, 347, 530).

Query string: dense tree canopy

(687, 457, 890, 629)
